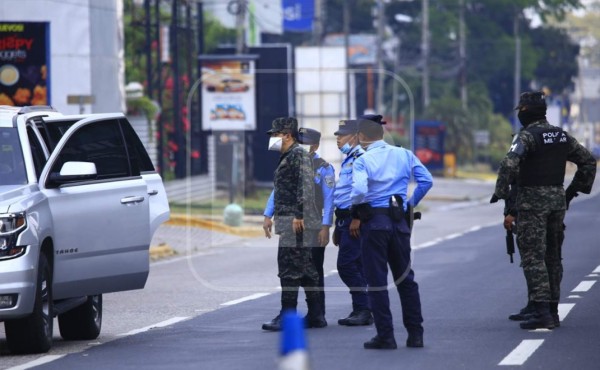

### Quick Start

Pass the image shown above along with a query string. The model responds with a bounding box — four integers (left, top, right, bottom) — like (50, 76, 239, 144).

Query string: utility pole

(172, 0, 185, 179)
(391, 37, 401, 129)
(513, 11, 521, 134)
(375, 0, 385, 114)
(144, 0, 152, 100)
(459, 0, 467, 109)
(235, 0, 247, 54)
(155, 0, 164, 176)
(314, 0, 323, 46)
(343, 0, 351, 117)
(421, 0, 430, 109)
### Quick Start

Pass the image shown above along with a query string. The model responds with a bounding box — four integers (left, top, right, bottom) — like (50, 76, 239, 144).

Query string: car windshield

(0, 128, 27, 185)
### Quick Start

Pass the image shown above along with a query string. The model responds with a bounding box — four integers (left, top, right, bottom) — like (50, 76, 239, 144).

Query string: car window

(49, 119, 131, 182)
(0, 128, 27, 185)
(26, 126, 47, 179)
(119, 118, 155, 173)
(39, 118, 78, 151)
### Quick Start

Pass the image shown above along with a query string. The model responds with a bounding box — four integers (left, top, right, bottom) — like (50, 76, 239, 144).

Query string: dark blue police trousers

(360, 213, 423, 339)
(336, 216, 370, 311)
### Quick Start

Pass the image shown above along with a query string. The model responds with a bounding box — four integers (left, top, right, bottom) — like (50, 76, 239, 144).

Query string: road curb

(165, 214, 264, 238)
(149, 243, 176, 261)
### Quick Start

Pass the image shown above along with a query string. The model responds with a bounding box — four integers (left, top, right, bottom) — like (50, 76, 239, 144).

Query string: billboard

(283, 0, 314, 32)
(323, 34, 377, 65)
(413, 120, 446, 171)
(0, 22, 49, 106)
(201, 59, 256, 131)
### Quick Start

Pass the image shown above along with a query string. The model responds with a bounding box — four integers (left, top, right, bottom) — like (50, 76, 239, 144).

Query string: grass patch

(170, 188, 272, 216)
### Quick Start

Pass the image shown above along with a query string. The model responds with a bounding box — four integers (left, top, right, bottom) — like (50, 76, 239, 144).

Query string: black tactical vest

(312, 157, 329, 211)
(518, 126, 569, 186)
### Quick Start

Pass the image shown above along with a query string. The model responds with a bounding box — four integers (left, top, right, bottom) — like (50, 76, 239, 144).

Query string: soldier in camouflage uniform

(261, 117, 327, 332)
(493, 91, 596, 330)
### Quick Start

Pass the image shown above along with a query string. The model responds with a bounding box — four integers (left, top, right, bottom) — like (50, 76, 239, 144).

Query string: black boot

(520, 302, 555, 330)
(262, 314, 282, 331)
(364, 335, 397, 350)
(406, 330, 424, 348)
(549, 302, 560, 327)
(508, 301, 535, 321)
(263, 302, 296, 331)
(338, 309, 373, 326)
(305, 299, 327, 329)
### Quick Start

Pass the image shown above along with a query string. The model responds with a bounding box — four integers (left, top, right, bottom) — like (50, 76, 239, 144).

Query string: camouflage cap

(266, 116, 299, 136)
(298, 127, 321, 144)
(515, 91, 547, 111)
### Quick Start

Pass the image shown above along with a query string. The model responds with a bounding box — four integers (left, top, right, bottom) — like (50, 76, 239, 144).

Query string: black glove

(565, 187, 578, 209)
(490, 194, 499, 203)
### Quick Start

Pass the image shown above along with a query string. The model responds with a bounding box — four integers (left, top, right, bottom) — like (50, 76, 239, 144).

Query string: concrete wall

(0, 0, 124, 114)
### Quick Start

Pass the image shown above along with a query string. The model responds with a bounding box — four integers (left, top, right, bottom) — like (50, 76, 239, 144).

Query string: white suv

(0, 106, 170, 354)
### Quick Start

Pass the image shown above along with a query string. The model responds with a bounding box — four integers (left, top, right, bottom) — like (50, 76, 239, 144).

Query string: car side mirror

(48, 161, 97, 186)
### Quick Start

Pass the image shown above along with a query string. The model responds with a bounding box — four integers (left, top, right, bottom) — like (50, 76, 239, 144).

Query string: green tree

(123, 0, 235, 178)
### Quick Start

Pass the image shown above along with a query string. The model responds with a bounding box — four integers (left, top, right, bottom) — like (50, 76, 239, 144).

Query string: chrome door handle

(121, 196, 145, 204)
(148, 189, 159, 196)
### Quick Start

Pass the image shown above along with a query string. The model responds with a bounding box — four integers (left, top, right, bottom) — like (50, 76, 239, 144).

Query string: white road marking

(221, 293, 270, 306)
(558, 303, 575, 321)
(593, 265, 600, 274)
(567, 295, 582, 299)
(499, 339, 545, 366)
(414, 221, 499, 250)
(571, 280, 596, 292)
(118, 316, 189, 336)
(529, 328, 553, 333)
(587, 274, 599, 278)
(5, 355, 65, 370)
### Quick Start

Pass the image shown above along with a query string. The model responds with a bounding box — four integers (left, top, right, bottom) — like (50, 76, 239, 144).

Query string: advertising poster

(202, 59, 256, 131)
(283, 0, 314, 32)
(413, 120, 446, 171)
(0, 22, 50, 106)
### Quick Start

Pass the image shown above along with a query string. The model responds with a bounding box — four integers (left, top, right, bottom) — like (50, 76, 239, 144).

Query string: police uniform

(298, 128, 335, 316)
(494, 91, 597, 330)
(332, 118, 372, 326)
(265, 128, 335, 316)
(350, 117, 433, 349)
(261, 117, 327, 332)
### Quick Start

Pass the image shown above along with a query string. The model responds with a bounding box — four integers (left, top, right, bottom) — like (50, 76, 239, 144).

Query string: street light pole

(375, 0, 385, 114)
(421, 0, 430, 109)
(343, 0, 351, 117)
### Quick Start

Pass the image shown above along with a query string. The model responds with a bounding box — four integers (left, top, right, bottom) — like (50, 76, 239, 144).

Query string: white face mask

(268, 136, 283, 151)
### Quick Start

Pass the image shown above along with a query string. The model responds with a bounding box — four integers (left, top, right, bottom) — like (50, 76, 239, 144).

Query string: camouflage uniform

(495, 119, 596, 304)
(270, 118, 322, 307)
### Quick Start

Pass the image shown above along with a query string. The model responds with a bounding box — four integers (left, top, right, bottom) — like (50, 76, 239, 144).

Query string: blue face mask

(339, 143, 352, 154)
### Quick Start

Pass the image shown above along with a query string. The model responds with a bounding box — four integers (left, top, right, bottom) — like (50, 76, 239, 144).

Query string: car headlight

(0, 212, 27, 260)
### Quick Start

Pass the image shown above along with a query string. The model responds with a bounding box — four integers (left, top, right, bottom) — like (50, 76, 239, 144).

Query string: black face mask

(518, 109, 545, 126)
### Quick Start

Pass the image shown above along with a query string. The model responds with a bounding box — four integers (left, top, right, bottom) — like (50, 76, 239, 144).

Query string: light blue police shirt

(351, 140, 433, 209)
(333, 145, 364, 210)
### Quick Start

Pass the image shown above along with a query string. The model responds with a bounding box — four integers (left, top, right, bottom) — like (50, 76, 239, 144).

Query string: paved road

(3, 176, 600, 369)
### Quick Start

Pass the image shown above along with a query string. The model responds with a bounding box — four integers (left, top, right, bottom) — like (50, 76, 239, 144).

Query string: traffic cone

(278, 310, 310, 370)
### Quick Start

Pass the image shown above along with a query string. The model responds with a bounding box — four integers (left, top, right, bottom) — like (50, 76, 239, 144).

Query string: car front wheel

(58, 294, 102, 340)
(5, 253, 53, 354)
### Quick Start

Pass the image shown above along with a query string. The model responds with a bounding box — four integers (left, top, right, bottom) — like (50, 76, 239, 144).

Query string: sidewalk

(149, 175, 498, 260)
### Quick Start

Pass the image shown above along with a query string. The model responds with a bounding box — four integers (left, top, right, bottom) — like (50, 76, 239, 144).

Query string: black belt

(371, 207, 390, 215)
(335, 208, 351, 218)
